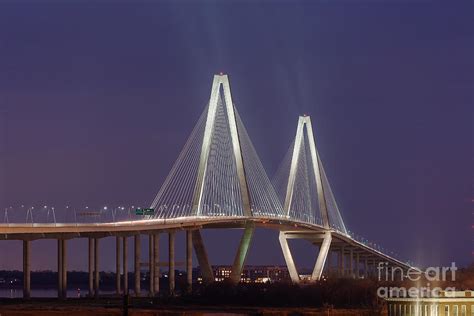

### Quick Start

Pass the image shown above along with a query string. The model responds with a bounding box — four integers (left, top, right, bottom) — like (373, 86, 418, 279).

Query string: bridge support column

(368, 259, 373, 277)
(364, 258, 369, 278)
(356, 253, 360, 278)
(62, 239, 67, 298)
(311, 232, 332, 281)
(372, 259, 377, 278)
(186, 230, 193, 292)
(134, 235, 141, 296)
(337, 247, 343, 277)
(278, 232, 300, 283)
(88, 238, 93, 297)
(326, 249, 332, 276)
(279, 231, 333, 283)
(230, 222, 255, 285)
(168, 231, 175, 295)
(123, 236, 128, 294)
(153, 234, 159, 294)
(23, 240, 31, 299)
(192, 230, 214, 284)
(116, 237, 121, 295)
(349, 249, 354, 278)
(57, 239, 63, 299)
(94, 238, 99, 298)
(342, 247, 346, 276)
(148, 234, 154, 296)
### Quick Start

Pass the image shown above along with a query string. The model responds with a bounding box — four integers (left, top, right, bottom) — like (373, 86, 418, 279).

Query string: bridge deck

(0, 216, 409, 269)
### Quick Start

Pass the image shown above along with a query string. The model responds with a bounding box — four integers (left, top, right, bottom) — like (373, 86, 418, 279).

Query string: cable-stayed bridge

(0, 74, 412, 299)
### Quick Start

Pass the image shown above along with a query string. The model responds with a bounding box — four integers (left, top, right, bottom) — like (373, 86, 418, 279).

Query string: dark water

(0, 288, 130, 298)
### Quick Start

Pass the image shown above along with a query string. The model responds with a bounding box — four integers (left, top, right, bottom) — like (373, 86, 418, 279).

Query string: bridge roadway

(0, 216, 410, 299)
(0, 216, 406, 266)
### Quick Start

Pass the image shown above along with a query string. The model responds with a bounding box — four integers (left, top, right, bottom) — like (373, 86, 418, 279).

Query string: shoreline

(0, 297, 385, 315)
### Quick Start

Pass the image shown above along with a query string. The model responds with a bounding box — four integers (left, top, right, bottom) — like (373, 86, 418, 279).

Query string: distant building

(386, 290, 474, 316)
(196, 265, 290, 283)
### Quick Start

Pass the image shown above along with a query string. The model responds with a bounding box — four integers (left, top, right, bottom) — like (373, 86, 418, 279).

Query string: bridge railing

(0, 205, 150, 225)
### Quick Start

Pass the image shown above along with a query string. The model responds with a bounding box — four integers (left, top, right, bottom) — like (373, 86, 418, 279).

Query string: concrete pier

(94, 238, 99, 298)
(192, 230, 213, 284)
(356, 252, 360, 278)
(57, 239, 63, 298)
(338, 247, 344, 276)
(229, 223, 255, 284)
(123, 236, 128, 294)
(349, 249, 354, 278)
(168, 231, 175, 295)
(327, 250, 332, 275)
(88, 238, 93, 297)
(134, 235, 141, 296)
(365, 258, 369, 278)
(186, 230, 192, 293)
(342, 247, 346, 276)
(62, 239, 67, 298)
(153, 234, 159, 294)
(116, 236, 121, 295)
(23, 240, 31, 299)
(148, 234, 154, 296)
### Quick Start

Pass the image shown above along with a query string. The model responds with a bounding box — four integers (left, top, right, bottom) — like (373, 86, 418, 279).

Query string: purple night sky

(0, 1, 472, 272)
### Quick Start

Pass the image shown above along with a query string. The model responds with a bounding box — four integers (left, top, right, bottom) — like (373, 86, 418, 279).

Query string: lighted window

(445, 306, 450, 316)
(471, 305, 474, 316)
(461, 306, 466, 316)
(454, 306, 459, 316)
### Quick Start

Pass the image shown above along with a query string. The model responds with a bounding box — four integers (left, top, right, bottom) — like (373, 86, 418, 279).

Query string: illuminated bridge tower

(275, 115, 348, 283)
(150, 73, 284, 285)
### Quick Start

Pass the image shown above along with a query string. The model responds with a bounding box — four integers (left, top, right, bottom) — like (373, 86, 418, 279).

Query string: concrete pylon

(134, 235, 141, 296)
(88, 237, 93, 297)
(123, 236, 128, 294)
(192, 74, 251, 217)
(153, 234, 159, 294)
(192, 230, 214, 284)
(168, 231, 175, 296)
(116, 237, 121, 295)
(279, 231, 332, 283)
(148, 234, 154, 296)
(284, 116, 330, 228)
(311, 232, 332, 280)
(229, 222, 255, 284)
(186, 230, 193, 292)
(62, 239, 67, 298)
(94, 238, 99, 298)
(55, 239, 67, 299)
(278, 232, 300, 283)
(23, 240, 31, 299)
